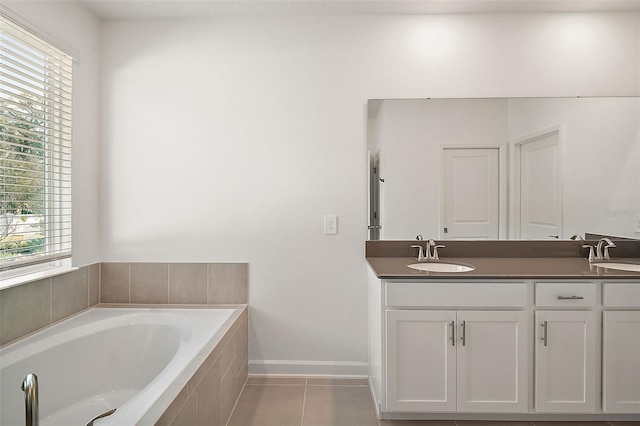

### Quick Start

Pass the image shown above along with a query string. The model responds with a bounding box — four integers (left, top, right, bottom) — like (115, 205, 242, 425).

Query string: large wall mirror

(367, 97, 640, 241)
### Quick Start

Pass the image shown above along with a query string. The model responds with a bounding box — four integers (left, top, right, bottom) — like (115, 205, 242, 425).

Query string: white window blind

(0, 15, 72, 273)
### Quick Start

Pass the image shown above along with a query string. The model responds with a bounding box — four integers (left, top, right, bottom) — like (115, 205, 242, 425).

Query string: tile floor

(226, 377, 640, 426)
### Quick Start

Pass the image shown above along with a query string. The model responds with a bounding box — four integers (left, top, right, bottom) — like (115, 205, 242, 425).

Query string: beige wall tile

(219, 364, 238, 426)
(197, 362, 221, 426)
(216, 338, 236, 378)
(130, 263, 168, 304)
(0, 279, 51, 345)
(169, 263, 207, 304)
(170, 391, 197, 426)
(88, 263, 100, 306)
(101, 263, 130, 303)
(156, 385, 189, 426)
(208, 263, 248, 304)
(51, 267, 89, 323)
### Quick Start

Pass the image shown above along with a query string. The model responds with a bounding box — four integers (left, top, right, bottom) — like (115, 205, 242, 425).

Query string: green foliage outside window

(0, 94, 46, 258)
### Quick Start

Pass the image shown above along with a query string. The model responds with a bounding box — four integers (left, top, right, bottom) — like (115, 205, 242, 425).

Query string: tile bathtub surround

(0, 264, 100, 346)
(99, 262, 249, 305)
(155, 307, 249, 426)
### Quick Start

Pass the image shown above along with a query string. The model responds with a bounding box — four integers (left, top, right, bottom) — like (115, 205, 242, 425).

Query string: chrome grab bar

(21, 373, 38, 426)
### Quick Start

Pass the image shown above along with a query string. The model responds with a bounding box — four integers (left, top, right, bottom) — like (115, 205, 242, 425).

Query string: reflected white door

(519, 132, 562, 239)
(442, 148, 500, 240)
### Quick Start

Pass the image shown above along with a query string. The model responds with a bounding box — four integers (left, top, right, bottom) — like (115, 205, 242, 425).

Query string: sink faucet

(596, 237, 616, 260)
(412, 239, 446, 261)
(583, 238, 616, 262)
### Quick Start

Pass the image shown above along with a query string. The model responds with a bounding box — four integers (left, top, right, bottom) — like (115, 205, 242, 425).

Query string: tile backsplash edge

(0, 262, 249, 347)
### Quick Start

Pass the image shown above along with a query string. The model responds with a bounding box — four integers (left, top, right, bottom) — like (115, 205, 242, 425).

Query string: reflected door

(519, 131, 562, 239)
(442, 148, 500, 240)
(369, 152, 382, 240)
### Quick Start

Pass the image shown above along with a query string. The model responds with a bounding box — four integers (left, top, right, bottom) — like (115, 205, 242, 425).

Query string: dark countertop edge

(366, 256, 640, 280)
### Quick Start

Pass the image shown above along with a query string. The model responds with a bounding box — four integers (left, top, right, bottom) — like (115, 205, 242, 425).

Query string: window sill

(0, 264, 79, 291)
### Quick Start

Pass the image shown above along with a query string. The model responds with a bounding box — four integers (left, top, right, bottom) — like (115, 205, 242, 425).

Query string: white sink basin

(408, 262, 475, 273)
(592, 262, 640, 272)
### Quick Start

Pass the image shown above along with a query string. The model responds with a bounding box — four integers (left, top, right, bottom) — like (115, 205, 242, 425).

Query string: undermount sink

(407, 262, 475, 273)
(591, 262, 640, 272)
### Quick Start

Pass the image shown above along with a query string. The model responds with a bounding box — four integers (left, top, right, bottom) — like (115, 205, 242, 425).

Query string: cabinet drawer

(535, 283, 596, 307)
(602, 283, 640, 308)
(386, 282, 527, 307)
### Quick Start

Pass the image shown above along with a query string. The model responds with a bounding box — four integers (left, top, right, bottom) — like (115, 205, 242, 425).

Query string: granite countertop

(366, 256, 640, 280)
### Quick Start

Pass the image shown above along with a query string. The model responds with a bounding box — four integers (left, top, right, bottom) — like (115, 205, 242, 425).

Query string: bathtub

(0, 306, 246, 426)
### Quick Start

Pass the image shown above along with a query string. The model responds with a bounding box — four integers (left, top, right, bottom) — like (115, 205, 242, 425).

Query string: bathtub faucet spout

(21, 373, 38, 426)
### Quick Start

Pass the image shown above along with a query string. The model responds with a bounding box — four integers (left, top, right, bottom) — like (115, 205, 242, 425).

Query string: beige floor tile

(533, 423, 611, 426)
(379, 421, 456, 425)
(227, 384, 305, 426)
(246, 376, 307, 385)
(302, 385, 379, 426)
(457, 422, 534, 426)
(307, 378, 369, 386)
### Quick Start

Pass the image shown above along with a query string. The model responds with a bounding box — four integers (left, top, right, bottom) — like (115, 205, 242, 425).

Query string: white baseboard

(248, 359, 369, 377)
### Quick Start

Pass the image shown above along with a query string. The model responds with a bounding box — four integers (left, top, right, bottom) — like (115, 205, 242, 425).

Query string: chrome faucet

(21, 373, 38, 426)
(411, 239, 446, 261)
(583, 238, 616, 262)
(596, 237, 616, 260)
(570, 234, 584, 241)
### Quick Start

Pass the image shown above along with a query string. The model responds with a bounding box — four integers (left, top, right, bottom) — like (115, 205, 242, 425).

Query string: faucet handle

(411, 245, 425, 261)
(582, 244, 595, 262)
(603, 241, 616, 260)
(432, 244, 445, 260)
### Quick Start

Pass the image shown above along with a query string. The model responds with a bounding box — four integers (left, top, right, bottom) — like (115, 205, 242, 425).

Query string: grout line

(300, 377, 308, 426)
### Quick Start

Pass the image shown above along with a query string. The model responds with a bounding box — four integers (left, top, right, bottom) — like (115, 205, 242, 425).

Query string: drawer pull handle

(450, 321, 455, 346)
(541, 321, 548, 346)
(557, 295, 584, 300)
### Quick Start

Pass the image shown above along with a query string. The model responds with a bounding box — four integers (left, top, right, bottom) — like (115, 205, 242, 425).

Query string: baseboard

(248, 359, 369, 377)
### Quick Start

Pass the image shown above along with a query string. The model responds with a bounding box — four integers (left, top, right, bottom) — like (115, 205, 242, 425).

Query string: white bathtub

(0, 306, 243, 426)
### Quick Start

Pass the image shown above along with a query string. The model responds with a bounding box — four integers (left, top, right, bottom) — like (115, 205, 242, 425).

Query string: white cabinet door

(535, 310, 597, 413)
(386, 310, 456, 412)
(456, 311, 528, 413)
(603, 311, 640, 413)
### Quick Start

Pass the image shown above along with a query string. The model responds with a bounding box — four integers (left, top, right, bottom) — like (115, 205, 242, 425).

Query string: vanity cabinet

(534, 310, 597, 413)
(534, 282, 598, 413)
(369, 276, 640, 421)
(602, 283, 640, 413)
(384, 282, 528, 414)
(387, 309, 528, 413)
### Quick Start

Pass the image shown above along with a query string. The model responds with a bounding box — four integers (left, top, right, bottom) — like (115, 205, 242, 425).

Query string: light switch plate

(324, 215, 337, 234)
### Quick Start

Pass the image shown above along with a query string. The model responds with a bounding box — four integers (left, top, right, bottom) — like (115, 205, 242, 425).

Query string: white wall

(100, 13, 640, 374)
(3, 1, 102, 266)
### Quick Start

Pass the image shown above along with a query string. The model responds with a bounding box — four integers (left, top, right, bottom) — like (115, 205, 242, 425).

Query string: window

(0, 15, 73, 279)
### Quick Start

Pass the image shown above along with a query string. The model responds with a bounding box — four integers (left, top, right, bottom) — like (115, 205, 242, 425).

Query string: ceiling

(80, 0, 640, 20)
